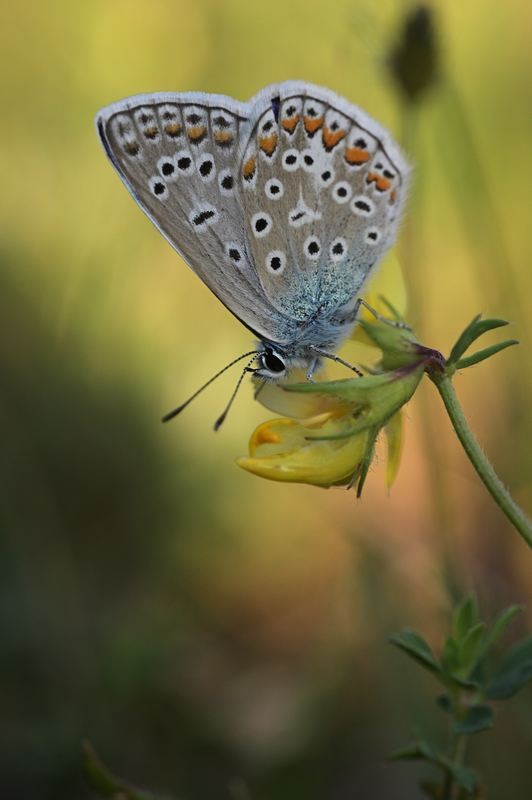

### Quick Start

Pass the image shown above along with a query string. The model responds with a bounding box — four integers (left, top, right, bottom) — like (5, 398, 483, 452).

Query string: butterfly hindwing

(238, 82, 409, 323)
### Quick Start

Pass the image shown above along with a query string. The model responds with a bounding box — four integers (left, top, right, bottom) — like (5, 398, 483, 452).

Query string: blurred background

(1, 1, 531, 797)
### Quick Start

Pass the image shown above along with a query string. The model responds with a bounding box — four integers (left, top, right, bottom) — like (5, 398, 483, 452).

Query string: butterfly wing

(96, 92, 293, 343)
(239, 81, 409, 322)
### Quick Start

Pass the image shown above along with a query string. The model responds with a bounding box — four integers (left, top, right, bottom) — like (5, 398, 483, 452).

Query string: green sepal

(356, 427, 378, 497)
(447, 315, 509, 366)
(455, 339, 519, 370)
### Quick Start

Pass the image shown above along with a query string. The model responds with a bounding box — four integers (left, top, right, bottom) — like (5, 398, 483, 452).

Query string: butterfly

(96, 81, 409, 425)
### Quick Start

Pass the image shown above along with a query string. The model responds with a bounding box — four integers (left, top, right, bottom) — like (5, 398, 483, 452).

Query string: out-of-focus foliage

(1, 2, 531, 799)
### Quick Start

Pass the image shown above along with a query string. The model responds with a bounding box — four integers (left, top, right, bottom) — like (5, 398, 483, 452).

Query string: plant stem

(429, 373, 532, 547)
(443, 732, 468, 800)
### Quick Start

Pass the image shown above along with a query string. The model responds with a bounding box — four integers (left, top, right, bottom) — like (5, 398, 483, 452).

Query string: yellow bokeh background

(1, 2, 531, 797)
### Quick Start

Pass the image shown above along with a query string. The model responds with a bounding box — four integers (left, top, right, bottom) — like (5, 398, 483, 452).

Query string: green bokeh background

(1, 1, 531, 798)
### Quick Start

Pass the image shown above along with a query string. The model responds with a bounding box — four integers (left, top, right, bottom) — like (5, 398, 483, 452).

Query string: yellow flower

(238, 364, 424, 489)
(237, 255, 424, 490)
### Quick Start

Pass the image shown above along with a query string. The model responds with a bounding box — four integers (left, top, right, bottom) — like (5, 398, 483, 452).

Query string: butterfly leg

(306, 356, 319, 382)
(351, 297, 411, 330)
(309, 346, 363, 377)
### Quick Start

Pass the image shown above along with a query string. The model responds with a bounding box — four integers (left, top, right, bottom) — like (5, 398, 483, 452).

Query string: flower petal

(237, 414, 370, 486)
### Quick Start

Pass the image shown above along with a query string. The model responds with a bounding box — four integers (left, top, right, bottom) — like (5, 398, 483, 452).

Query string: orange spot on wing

(164, 122, 182, 137)
(259, 133, 278, 156)
(322, 127, 347, 150)
(303, 115, 324, 135)
(390, 189, 398, 204)
(187, 125, 206, 142)
(124, 140, 140, 156)
(366, 172, 392, 192)
(144, 126, 158, 140)
(345, 146, 370, 166)
(214, 130, 234, 145)
(282, 115, 300, 133)
(243, 156, 256, 180)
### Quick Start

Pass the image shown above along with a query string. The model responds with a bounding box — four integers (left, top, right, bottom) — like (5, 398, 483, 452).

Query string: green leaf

(441, 636, 460, 675)
(477, 605, 521, 662)
(486, 635, 532, 699)
(389, 629, 441, 674)
(452, 594, 478, 642)
(448, 763, 478, 793)
(448, 315, 509, 365)
(455, 339, 519, 369)
(389, 738, 437, 762)
(458, 622, 487, 671)
(453, 704, 494, 735)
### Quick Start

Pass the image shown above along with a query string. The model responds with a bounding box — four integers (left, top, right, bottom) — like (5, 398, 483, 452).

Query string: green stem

(429, 373, 532, 548)
(443, 733, 467, 800)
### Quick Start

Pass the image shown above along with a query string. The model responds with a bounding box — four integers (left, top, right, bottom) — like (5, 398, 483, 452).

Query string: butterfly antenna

(214, 355, 260, 432)
(162, 350, 258, 423)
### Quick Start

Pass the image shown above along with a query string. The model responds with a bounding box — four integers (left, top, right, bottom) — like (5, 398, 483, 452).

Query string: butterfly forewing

(97, 92, 291, 342)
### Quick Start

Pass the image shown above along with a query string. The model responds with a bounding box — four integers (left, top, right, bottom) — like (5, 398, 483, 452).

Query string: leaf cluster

(389, 595, 532, 796)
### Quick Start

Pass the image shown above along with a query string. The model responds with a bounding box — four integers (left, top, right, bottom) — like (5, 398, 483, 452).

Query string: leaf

(453, 704, 494, 735)
(389, 629, 441, 674)
(448, 316, 509, 365)
(455, 339, 519, 369)
(458, 622, 487, 671)
(486, 635, 532, 699)
(448, 763, 478, 793)
(441, 636, 461, 675)
(452, 594, 478, 643)
(477, 605, 521, 661)
(389, 738, 437, 762)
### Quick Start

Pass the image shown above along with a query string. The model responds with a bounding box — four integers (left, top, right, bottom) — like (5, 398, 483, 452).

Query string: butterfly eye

(261, 348, 286, 375)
